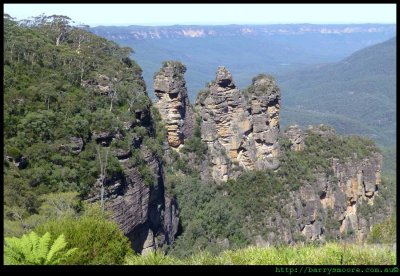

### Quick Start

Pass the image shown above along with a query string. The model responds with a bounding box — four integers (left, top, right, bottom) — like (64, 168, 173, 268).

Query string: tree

(96, 146, 110, 212)
(43, 14, 73, 46)
(38, 192, 80, 218)
(4, 231, 77, 265)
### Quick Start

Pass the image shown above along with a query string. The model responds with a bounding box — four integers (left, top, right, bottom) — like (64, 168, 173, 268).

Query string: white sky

(4, 4, 397, 26)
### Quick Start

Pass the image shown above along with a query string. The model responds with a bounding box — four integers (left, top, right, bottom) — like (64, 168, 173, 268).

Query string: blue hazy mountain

(278, 37, 396, 146)
(90, 24, 395, 101)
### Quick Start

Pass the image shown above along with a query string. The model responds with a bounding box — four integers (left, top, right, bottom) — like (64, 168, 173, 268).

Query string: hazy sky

(4, 4, 396, 26)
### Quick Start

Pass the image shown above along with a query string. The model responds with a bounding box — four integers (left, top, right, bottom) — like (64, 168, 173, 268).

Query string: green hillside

(278, 37, 396, 147)
(3, 15, 153, 243)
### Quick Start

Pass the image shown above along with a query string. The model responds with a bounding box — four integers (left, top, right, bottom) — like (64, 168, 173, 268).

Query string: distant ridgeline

(4, 14, 395, 260)
(279, 37, 396, 147)
(90, 23, 396, 100)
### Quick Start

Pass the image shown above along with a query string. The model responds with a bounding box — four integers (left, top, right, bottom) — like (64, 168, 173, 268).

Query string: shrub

(368, 217, 396, 244)
(35, 205, 133, 264)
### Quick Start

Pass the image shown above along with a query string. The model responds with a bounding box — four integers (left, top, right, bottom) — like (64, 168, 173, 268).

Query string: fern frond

(19, 233, 33, 263)
(4, 238, 24, 265)
(53, 247, 78, 264)
(46, 234, 67, 264)
(28, 231, 41, 264)
(37, 232, 51, 262)
(5, 232, 76, 265)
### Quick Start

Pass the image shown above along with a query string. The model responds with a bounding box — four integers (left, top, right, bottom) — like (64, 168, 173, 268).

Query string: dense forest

(4, 14, 159, 264)
(3, 14, 396, 265)
(279, 37, 396, 147)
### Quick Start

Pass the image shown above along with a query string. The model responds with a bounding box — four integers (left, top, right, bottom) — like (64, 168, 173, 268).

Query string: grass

(124, 243, 396, 265)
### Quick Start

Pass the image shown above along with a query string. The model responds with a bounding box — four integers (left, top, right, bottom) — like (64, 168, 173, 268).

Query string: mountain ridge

(279, 36, 396, 146)
(91, 24, 396, 40)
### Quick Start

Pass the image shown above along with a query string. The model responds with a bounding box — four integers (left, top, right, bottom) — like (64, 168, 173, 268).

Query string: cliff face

(150, 61, 386, 246)
(284, 125, 305, 152)
(154, 61, 195, 148)
(279, 125, 383, 243)
(85, 75, 180, 254)
(87, 138, 179, 254)
(196, 67, 280, 182)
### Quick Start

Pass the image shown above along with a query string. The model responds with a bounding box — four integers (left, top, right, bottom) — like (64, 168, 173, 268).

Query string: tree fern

(4, 231, 78, 265)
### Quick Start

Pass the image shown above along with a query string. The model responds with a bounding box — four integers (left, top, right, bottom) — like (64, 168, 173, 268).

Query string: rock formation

(87, 146, 179, 254)
(280, 124, 383, 243)
(154, 61, 195, 148)
(284, 125, 305, 152)
(196, 67, 281, 182)
(85, 82, 180, 253)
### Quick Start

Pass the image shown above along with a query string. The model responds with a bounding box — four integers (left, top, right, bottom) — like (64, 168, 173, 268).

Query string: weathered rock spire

(154, 61, 194, 148)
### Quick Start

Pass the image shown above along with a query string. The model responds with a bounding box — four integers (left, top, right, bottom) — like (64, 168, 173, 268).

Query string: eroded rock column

(154, 61, 194, 148)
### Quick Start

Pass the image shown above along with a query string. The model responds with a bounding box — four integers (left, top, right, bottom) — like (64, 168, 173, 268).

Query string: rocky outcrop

(308, 124, 336, 138)
(284, 125, 305, 152)
(87, 146, 179, 253)
(277, 125, 384, 243)
(196, 67, 280, 182)
(154, 61, 195, 148)
(5, 155, 28, 169)
(331, 153, 383, 242)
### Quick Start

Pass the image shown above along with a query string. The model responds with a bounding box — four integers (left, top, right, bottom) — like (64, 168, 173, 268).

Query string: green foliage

(35, 204, 133, 264)
(125, 243, 396, 265)
(3, 14, 153, 226)
(165, 174, 248, 257)
(278, 138, 315, 189)
(128, 149, 156, 186)
(367, 216, 396, 245)
(125, 250, 177, 265)
(181, 116, 207, 157)
(303, 129, 379, 171)
(17, 110, 57, 146)
(251, 73, 275, 84)
(90, 108, 121, 132)
(4, 191, 81, 238)
(38, 191, 81, 218)
(166, 128, 383, 256)
(4, 145, 22, 159)
(324, 209, 341, 241)
(138, 162, 156, 187)
(161, 60, 186, 76)
(4, 231, 78, 265)
(280, 38, 396, 147)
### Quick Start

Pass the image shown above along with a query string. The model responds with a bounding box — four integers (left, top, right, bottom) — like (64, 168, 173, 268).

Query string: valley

(3, 15, 396, 265)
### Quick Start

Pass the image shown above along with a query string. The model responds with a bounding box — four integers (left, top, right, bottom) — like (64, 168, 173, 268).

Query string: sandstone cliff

(278, 125, 383, 243)
(85, 74, 180, 254)
(87, 140, 179, 254)
(196, 67, 280, 182)
(154, 61, 195, 148)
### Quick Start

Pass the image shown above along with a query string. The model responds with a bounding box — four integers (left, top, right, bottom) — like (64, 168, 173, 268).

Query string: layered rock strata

(280, 125, 383, 242)
(196, 67, 281, 182)
(154, 61, 195, 148)
(87, 146, 179, 253)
